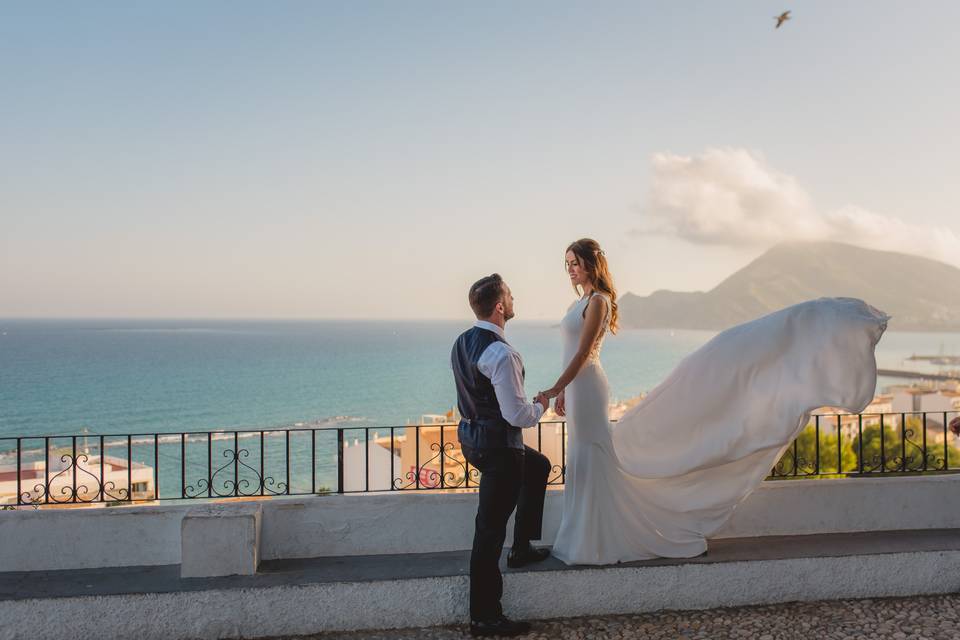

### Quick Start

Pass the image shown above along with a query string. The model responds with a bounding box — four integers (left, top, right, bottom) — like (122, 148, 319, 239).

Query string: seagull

(774, 10, 791, 29)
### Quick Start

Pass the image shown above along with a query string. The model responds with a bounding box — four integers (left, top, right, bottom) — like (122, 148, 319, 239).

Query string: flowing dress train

(550, 295, 888, 565)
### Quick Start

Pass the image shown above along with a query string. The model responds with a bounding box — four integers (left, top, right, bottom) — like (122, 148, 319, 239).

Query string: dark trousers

(461, 444, 551, 621)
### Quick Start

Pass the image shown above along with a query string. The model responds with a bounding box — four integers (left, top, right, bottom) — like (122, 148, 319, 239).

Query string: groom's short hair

(469, 273, 505, 318)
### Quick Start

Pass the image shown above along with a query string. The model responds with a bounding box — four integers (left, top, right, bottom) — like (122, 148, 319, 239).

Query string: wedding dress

(550, 294, 888, 565)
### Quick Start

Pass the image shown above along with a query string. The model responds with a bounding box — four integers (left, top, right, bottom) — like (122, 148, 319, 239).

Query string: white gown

(550, 294, 889, 565)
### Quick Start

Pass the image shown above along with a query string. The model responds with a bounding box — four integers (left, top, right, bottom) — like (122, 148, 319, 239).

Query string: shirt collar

(473, 320, 505, 339)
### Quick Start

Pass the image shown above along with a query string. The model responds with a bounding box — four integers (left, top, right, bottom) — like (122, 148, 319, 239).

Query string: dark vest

(451, 326, 525, 450)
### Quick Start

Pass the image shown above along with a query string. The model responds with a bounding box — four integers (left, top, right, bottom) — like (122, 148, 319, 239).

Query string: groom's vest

(451, 326, 525, 450)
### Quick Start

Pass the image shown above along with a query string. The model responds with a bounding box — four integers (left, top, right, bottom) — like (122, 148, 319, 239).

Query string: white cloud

(635, 147, 960, 265)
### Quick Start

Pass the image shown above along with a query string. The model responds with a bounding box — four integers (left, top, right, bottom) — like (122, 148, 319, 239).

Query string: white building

(0, 453, 155, 507)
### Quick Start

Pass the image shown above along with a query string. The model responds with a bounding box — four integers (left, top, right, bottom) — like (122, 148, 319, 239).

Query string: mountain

(618, 242, 960, 331)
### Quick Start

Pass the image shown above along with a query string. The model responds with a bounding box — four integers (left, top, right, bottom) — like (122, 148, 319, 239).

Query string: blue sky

(2, 1, 958, 319)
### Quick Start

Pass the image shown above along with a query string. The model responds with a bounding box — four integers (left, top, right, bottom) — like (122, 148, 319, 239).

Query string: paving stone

(271, 594, 960, 640)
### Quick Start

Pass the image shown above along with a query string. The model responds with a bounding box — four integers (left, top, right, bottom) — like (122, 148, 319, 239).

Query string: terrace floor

(288, 593, 960, 640)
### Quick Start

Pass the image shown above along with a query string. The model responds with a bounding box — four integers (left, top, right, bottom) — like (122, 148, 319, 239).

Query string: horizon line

(0, 316, 557, 324)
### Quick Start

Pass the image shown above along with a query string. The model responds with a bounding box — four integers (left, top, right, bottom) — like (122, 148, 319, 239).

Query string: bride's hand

(555, 390, 565, 417)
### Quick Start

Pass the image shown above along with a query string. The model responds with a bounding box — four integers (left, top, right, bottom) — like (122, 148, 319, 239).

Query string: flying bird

(774, 10, 791, 29)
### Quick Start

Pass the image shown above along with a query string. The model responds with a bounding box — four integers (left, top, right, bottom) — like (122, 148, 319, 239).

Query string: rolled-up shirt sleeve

(477, 342, 545, 428)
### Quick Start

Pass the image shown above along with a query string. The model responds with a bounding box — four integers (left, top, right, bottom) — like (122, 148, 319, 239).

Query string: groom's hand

(534, 392, 549, 412)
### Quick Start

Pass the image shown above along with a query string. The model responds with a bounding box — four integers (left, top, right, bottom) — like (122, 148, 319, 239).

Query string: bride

(539, 238, 889, 565)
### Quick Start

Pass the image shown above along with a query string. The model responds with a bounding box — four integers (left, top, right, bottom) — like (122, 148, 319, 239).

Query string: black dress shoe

(469, 615, 532, 637)
(507, 544, 550, 568)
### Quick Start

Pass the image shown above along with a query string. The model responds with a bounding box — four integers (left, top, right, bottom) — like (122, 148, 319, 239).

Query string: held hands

(554, 389, 566, 417)
(533, 391, 549, 412)
(533, 387, 563, 414)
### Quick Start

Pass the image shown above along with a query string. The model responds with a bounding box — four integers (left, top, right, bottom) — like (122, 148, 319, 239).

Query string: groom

(452, 273, 552, 637)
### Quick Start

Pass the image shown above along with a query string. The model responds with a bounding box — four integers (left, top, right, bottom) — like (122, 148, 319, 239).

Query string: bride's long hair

(566, 238, 619, 334)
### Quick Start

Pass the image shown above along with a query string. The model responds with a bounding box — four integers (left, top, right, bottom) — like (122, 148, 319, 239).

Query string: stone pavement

(283, 593, 960, 640)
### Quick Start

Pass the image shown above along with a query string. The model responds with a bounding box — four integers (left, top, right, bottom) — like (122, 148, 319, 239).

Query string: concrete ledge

(712, 473, 960, 539)
(2, 474, 958, 572)
(180, 503, 261, 578)
(1, 530, 959, 640)
(261, 474, 960, 559)
(0, 502, 186, 571)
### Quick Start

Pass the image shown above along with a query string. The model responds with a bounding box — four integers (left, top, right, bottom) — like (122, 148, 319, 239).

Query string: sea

(3, 318, 960, 438)
(1, 319, 958, 498)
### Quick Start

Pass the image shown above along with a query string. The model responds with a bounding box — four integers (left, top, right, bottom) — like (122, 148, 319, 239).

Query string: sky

(2, 1, 958, 320)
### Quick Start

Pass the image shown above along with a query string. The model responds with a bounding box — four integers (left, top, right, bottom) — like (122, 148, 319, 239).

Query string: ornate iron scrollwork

(185, 448, 287, 497)
(20, 453, 128, 505)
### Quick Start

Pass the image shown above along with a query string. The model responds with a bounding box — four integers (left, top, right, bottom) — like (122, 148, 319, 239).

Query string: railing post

(561, 422, 566, 484)
(836, 415, 842, 474)
(234, 431, 239, 497)
(207, 432, 212, 498)
(181, 434, 186, 499)
(880, 414, 886, 473)
(857, 414, 863, 474)
(945, 412, 950, 471)
(72, 436, 77, 502)
(922, 413, 928, 471)
(127, 435, 132, 501)
(260, 431, 265, 495)
(438, 425, 444, 489)
(900, 412, 907, 472)
(154, 434, 159, 500)
(43, 438, 50, 504)
(337, 428, 344, 494)
(44, 436, 49, 504)
(16, 438, 21, 506)
(814, 415, 820, 475)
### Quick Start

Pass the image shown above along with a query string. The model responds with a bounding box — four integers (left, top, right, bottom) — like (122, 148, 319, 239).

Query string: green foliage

(773, 415, 960, 478)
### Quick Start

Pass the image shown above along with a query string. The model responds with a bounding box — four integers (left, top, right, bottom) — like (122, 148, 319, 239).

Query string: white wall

(6, 549, 960, 640)
(342, 439, 401, 492)
(891, 390, 959, 414)
(2, 474, 959, 572)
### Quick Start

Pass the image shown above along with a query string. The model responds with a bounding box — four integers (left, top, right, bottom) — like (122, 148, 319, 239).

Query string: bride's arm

(543, 296, 606, 398)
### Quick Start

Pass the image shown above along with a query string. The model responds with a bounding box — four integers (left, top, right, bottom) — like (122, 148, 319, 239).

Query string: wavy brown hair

(566, 238, 619, 334)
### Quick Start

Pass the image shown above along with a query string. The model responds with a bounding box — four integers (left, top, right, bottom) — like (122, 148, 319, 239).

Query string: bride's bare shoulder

(589, 292, 612, 308)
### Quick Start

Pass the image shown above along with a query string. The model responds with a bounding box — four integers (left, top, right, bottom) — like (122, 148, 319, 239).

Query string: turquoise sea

(1, 319, 959, 439)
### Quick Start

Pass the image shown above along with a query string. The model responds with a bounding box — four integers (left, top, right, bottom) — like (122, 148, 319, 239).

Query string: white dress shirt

(473, 320, 545, 428)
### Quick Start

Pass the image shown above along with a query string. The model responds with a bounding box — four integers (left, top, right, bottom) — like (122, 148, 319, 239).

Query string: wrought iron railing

(1, 410, 957, 507)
